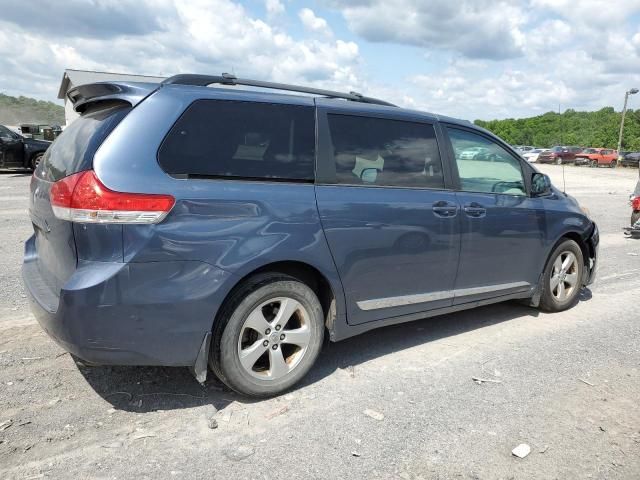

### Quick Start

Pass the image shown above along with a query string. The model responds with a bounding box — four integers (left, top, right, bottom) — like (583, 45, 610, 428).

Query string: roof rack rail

(161, 73, 396, 107)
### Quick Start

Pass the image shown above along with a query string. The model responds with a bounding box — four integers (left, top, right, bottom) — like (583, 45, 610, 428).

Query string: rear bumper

(22, 235, 232, 366)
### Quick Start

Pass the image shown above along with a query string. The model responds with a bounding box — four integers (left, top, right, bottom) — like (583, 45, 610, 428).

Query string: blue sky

(1, 0, 639, 120)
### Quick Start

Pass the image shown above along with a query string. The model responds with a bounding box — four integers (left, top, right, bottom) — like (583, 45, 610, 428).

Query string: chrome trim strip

(356, 281, 531, 311)
(357, 291, 454, 311)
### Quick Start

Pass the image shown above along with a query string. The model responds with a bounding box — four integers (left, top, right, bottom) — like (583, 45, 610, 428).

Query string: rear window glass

(39, 103, 130, 182)
(158, 99, 316, 181)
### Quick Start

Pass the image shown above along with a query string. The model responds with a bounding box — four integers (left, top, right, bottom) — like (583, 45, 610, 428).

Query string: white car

(522, 148, 548, 163)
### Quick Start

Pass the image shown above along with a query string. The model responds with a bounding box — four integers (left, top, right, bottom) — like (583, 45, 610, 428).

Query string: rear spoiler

(67, 81, 160, 113)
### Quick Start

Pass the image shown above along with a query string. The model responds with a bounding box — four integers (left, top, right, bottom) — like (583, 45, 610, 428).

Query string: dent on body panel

(124, 183, 325, 274)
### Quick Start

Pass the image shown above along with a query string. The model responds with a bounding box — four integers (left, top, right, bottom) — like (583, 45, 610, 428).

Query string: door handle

(463, 202, 486, 218)
(432, 201, 458, 218)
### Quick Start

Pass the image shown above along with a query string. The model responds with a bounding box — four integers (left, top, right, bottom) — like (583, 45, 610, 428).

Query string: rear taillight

(50, 170, 175, 224)
(632, 197, 640, 211)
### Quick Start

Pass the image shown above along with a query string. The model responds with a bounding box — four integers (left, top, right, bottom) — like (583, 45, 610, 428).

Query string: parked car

(522, 148, 547, 163)
(514, 145, 535, 153)
(575, 148, 618, 167)
(627, 179, 640, 237)
(621, 151, 640, 168)
(22, 74, 599, 397)
(0, 124, 51, 170)
(537, 146, 583, 165)
(575, 148, 618, 168)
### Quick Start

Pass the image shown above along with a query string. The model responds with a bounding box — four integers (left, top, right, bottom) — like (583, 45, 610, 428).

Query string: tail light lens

(632, 197, 640, 210)
(50, 170, 175, 224)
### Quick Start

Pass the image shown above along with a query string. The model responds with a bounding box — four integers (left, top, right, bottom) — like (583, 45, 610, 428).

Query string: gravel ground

(1, 165, 639, 479)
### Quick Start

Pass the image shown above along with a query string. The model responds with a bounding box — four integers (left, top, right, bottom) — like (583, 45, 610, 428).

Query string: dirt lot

(1, 165, 639, 479)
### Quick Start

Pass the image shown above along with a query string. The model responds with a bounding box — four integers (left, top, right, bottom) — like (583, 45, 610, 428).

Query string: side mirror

(531, 173, 552, 197)
(360, 168, 378, 184)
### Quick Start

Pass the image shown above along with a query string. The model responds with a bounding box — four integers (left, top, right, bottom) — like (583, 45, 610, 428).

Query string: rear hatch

(28, 102, 131, 295)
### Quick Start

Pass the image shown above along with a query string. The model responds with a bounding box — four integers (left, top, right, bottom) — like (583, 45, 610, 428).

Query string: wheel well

(221, 261, 336, 328)
(559, 231, 590, 266)
(27, 150, 45, 167)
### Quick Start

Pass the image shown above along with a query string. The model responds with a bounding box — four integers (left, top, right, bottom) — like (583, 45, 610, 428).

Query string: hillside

(0, 93, 65, 126)
(475, 107, 640, 151)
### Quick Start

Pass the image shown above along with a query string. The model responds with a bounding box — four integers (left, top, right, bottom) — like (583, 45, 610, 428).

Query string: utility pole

(617, 88, 638, 165)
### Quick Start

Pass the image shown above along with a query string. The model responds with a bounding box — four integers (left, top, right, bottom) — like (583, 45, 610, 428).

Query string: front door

(0, 126, 24, 167)
(315, 108, 460, 325)
(443, 126, 545, 304)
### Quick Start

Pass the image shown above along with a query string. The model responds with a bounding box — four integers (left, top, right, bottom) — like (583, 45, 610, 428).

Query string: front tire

(539, 239, 584, 312)
(30, 153, 43, 171)
(210, 273, 324, 397)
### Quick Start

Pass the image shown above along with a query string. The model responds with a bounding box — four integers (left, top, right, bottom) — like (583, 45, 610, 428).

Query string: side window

(327, 114, 445, 189)
(158, 100, 315, 181)
(447, 128, 526, 196)
(0, 126, 14, 141)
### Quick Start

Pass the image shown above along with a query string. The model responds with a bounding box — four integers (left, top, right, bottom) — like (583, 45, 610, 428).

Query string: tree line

(0, 93, 65, 126)
(475, 107, 640, 151)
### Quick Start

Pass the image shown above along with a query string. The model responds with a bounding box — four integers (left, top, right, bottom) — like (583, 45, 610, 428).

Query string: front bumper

(22, 235, 232, 366)
(585, 222, 599, 285)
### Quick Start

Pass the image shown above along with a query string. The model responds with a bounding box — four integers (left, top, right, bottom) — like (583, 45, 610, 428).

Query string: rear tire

(209, 273, 324, 397)
(539, 239, 584, 313)
(30, 153, 43, 171)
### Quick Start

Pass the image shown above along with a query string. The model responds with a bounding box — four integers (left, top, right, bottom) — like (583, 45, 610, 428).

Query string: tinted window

(327, 114, 444, 189)
(447, 128, 525, 196)
(40, 103, 131, 182)
(0, 126, 14, 141)
(158, 100, 315, 181)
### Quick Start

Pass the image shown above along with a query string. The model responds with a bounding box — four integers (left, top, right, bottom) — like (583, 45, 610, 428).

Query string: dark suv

(0, 125, 50, 170)
(23, 74, 598, 397)
(537, 146, 582, 165)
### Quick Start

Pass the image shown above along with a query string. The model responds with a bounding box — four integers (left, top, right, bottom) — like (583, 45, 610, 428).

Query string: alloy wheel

(237, 297, 311, 380)
(550, 251, 579, 301)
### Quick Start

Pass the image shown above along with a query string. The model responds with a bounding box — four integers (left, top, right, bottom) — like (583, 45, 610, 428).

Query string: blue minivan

(23, 74, 598, 397)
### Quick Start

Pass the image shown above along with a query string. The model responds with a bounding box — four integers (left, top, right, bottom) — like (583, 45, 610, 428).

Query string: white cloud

(1, 0, 640, 121)
(299, 8, 333, 37)
(264, 0, 284, 17)
(0, 0, 362, 101)
(329, 0, 527, 60)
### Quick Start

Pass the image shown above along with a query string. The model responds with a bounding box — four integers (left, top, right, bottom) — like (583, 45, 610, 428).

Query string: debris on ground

(208, 417, 218, 429)
(512, 443, 531, 458)
(472, 377, 502, 385)
(539, 445, 549, 454)
(0, 419, 13, 431)
(363, 409, 384, 421)
(132, 432, 156, 440)
(579, 378, 595, 386)
(224, 445, 255, 461)
(351, 451, 361, 457)
(265, 405, 289, 420)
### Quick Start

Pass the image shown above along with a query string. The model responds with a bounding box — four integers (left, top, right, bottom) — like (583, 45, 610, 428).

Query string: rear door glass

(326, 114, 445, 189)
(158, 99, 316, 181)
(39, 103, 131, 182)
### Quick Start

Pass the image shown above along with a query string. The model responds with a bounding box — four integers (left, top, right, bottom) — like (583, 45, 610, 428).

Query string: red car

(537, 146, 583, 165)
(575, 148, 618, 167)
